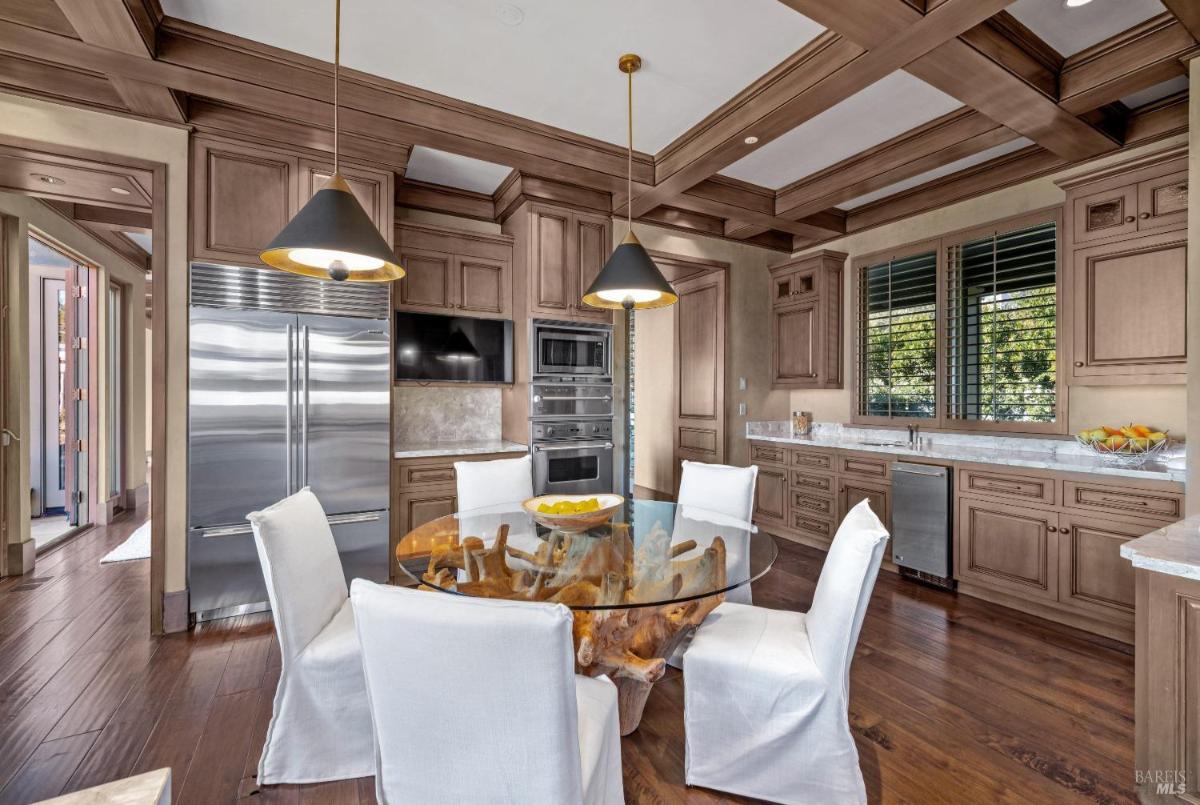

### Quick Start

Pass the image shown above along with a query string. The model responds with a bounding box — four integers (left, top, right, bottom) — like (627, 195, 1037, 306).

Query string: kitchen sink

(861, 441, 907, 448)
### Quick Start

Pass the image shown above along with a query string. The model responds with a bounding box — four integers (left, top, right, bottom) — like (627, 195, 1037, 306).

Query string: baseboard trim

(124, 484, 149, 510)
(163, 589, 189, 634)
(6, 539, 35, 575)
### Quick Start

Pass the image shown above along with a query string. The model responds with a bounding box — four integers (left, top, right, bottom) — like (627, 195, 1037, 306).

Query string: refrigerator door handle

(301, 324, 310, 487)
(326, 511, 383, 526)
(285, 323, 294, 494)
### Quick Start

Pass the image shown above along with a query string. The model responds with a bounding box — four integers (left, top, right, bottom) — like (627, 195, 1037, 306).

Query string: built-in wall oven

(533, 319, 611, 378)
(531, 420, 614, 495)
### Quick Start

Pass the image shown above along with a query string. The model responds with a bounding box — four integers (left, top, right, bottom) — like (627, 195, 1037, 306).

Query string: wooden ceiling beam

(781, 0, 1120, 161)
(631, 0, 1014, 218)
(1059, 14, 1197, 115)
(1161, 0, 1200, 43)
(53, 0, 185, 123)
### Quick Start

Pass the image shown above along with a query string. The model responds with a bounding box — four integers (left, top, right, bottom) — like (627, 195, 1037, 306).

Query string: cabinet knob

(1139, 212, 1150, 219)
(1046, 526, 1057, 533)
(1074, 361, 1084, 367)
(1124, 216, 1135, 223)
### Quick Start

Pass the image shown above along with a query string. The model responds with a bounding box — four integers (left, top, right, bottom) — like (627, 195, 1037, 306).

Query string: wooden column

(1187, 57, 1200, 515)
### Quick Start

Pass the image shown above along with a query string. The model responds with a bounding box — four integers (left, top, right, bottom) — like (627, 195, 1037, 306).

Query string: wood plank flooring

(0, 508, 1135, 804)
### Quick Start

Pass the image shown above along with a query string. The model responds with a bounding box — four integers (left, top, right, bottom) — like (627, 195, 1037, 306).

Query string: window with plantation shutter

(946, 220, 1057, 423)
(857, 250, 937, 419)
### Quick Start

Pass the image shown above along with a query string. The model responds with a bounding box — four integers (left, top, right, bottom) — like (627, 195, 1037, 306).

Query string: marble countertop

(394, 439, 528, 460)
(1122, 516, 1200, 580)
(746, 421, 1186, 483)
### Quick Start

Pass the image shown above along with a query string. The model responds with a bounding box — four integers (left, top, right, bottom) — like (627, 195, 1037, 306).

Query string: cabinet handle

(1102, 496, 1148, 506)
(1046, 526, 1057, 533)
(1139, 212, 1150, 219)
(1074, 361, 1084, 367)
(1124, 216, 1135, 223)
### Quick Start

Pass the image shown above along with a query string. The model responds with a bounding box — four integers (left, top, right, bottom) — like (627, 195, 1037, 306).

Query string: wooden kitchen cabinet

(753, 465, 788, 527)
(1069, 228, 1186, 382)
(192, 135, 297, 265)
(769, 250, 844, 389)
(956, 498, 1059, 602)
(394, 222, 513, 319)
(298, 158, 394, 247)
(516, 203, 612, 323)
(838, 477, 890, 529)
(1061, 151, 1188, 385)
(1056, 513, 1141, 622)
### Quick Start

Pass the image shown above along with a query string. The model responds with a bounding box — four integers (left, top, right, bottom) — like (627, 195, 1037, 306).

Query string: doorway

(28, 233, 94, 550)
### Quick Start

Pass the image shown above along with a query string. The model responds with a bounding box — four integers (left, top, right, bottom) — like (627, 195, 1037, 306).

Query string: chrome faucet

(907, 424, 920, 449)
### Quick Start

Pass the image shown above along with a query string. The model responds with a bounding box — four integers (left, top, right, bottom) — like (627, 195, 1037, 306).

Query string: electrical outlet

(738, 377, 747, 391)
(738, 402, 747, 416)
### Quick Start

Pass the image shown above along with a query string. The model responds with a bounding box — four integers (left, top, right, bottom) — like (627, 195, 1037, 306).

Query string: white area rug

(101, 521, 151, 564)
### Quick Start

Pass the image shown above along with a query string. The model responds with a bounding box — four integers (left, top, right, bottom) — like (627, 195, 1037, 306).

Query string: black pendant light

(260, 0, 404, 283)
(581, 54, 677, 311)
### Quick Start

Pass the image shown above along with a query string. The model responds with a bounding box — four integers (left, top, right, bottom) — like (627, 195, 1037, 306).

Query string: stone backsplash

(393, 386, 501, 444)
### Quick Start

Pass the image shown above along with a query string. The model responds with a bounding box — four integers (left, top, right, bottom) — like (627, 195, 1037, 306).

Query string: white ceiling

(404, 147, 512, 193)
(720, 71, 963, 190)
(840, 137, 1034, 210)
(160, 0, 824, 152)
(1008, 0, 1165, 57)
(124, 230, 153, 253)
(1120, 74, 1188, 109)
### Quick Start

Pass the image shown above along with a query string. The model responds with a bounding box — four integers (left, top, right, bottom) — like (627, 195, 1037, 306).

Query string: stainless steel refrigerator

(187, 263, 391, 621)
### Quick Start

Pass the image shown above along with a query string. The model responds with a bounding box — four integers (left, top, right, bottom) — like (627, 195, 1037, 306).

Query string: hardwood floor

(0, 508, 1135, 804)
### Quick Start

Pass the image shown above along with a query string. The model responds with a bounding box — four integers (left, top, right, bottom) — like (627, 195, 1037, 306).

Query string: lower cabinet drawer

(750, 443, 786, 465)
(790, 470, 833, 493)
(1062, 480, 1183, 521)
(790, 512, 833, 544)
(791, 491, 834, 517)
(955, 498, 1059, 601)
(789, 448, 833, 471)
(838, 452, 890, 480)
(958, 466, 1055, 505)
(396, 459, 457, 487)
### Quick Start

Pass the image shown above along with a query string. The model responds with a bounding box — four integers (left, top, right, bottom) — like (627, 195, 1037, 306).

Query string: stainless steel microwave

(532, 320, 612, 378)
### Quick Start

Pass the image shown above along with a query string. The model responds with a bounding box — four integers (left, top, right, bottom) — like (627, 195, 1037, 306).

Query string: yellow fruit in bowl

(1149, 431, 1168, 444)
(1103, 435, 1127, 451)
(1102, 426, 1123, 437)
(1129, 437, 1151, 452)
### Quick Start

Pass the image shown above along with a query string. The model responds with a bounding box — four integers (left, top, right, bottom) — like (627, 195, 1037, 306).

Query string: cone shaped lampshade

(260, 174, 404, 282)
(582, 230, 677, 310)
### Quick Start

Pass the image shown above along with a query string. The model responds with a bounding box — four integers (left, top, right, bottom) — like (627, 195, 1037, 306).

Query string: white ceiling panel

(160, 0, 824, 152)
(1120, 75, 1188, 110)
(1008, 0, 1165, 57)
(719, 72, 963, 190)
(404, 147, 511, 193)
(840, 137, 1035, 210)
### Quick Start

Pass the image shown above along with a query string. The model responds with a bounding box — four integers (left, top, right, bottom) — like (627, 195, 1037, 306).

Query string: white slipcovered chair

(682, 499, 890, 805)
(454, 453, 534, 513)
(246, 488, 373, 785)
(676, 460, 758, 606)
(350, 579, 625, 805)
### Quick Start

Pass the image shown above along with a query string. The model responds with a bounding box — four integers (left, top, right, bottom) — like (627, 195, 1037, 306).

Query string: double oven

(529, 320, 615, 495)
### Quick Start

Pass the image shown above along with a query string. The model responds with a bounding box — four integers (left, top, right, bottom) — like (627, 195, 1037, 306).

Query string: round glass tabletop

(395, 499, 778, 611)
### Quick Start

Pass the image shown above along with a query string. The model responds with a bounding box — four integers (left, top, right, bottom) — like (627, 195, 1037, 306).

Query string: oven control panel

(532, 420, 612, 442)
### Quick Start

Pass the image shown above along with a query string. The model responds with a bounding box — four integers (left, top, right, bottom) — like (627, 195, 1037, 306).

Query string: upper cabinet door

(298, 159, 395, 248)
(573, 212, 613, 322)
(529, 206, 572, 316)
(394, 248, 454, 313)
(1071, 184, 1138, 246)
(192, 137, 297, 264)
(1135, 168, 1188, 234)
(773, 301, 819, 386)
(457, 256, 511, 318)
(1070, 230, 1187, 383)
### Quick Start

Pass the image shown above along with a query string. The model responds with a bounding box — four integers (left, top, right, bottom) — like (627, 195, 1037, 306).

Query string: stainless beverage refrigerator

(187, 263, 391, 621)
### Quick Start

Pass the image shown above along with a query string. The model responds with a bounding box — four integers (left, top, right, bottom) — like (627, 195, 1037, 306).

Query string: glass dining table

(395, 498, 778, 734)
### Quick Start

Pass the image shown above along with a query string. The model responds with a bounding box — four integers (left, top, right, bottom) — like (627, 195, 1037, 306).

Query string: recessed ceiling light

(31, 173, 64, 185)
(496, 3, 524, 26)
(110, 186, 131, 195)
(1064, 0, 1093, 7)
(744, 136, 759, 145)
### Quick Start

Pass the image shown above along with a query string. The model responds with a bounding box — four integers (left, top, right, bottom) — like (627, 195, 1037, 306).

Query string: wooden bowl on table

(522, 494, 624, 533)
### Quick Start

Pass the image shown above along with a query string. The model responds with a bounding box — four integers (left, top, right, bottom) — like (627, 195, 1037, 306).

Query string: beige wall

(0, 92, 189, 593)
(630, 223, 789, 494)
(790, 132, 1190, 439)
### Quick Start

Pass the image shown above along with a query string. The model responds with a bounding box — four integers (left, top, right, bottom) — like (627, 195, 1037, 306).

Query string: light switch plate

(738, 402, 747, 416)
(738, 377, 747, 391)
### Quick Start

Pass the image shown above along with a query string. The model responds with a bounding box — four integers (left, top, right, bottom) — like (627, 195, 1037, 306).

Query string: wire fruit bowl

(1075, 430, 1171, 467)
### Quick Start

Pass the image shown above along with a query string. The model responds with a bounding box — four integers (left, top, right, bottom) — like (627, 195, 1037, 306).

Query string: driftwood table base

(416, 520, 727, 735)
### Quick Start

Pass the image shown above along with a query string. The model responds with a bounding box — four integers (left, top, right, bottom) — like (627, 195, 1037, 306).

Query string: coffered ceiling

(0, 0, 1195, 253)
(159, 0, 826, 152)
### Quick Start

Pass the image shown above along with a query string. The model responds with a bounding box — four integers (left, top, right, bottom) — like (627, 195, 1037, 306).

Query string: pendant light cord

(333, 0, 341, 176)
(627, 65, 633, 232)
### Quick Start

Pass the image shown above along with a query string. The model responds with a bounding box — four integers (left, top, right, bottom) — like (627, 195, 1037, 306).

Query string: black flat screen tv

(394, 311, 513, 383)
